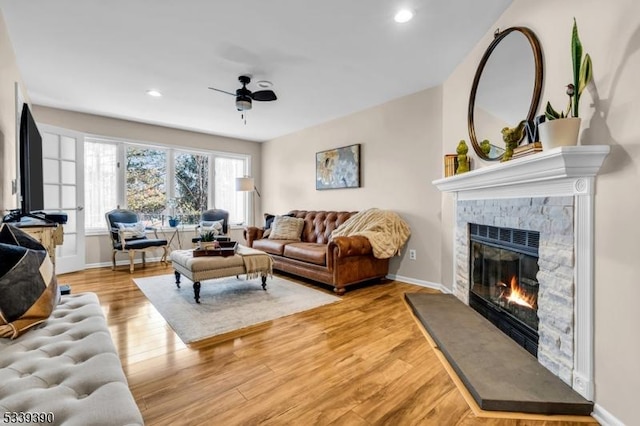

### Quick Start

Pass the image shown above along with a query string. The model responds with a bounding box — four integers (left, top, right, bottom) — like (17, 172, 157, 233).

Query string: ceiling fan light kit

(209, 75, 277, 121)
(236, 96, 252, 111)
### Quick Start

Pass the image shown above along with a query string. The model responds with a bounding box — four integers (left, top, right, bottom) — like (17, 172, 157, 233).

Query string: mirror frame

(468, 27, 543, 161)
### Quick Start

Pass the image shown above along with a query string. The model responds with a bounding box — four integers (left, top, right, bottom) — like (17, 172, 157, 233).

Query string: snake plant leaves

(578, 53, 593, 96)
(545, 101, 563, 120)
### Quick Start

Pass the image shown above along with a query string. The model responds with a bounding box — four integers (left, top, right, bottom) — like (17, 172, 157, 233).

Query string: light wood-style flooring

(59, 263, 597, 425)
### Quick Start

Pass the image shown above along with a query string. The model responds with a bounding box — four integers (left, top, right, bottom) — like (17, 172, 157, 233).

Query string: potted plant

(538, 18, 593, 149)
(199, 231, 220, 250)
(167, 198, 180, 227)
(168, 216, 180, 228)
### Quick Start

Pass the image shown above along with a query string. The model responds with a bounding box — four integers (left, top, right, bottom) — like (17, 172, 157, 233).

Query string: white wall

(0, 10, 27, 213)
(263, 87, 443, 284)
(442, 1, 640, 423)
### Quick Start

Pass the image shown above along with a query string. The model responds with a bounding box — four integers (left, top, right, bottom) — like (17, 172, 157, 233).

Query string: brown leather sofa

(244, 210, 389, 295)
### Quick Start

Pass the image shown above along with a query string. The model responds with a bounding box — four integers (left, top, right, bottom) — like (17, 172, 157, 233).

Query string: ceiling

(0, 0, 513, 142)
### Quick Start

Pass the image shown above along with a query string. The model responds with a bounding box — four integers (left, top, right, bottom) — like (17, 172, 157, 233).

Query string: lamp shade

(236, 177, 255, 192)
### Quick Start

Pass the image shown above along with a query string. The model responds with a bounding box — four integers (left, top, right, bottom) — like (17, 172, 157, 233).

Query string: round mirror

(468, 27, 543, 161)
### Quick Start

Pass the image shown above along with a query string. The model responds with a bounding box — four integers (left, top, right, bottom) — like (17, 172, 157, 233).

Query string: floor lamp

(235, 176, 261, 225)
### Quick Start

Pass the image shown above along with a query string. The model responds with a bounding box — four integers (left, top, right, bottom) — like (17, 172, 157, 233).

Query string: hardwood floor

(58, 263, 597, 425)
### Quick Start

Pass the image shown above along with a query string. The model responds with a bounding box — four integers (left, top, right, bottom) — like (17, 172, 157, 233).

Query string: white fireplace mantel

(433, 146, 610, 200)
(433, 145, 610, 401)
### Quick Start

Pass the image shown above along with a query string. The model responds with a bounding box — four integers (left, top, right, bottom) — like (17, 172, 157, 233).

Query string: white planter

(538, 117, 581, 150)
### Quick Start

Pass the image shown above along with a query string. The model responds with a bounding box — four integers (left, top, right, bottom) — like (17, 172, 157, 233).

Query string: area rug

(133, 274, 340, 344)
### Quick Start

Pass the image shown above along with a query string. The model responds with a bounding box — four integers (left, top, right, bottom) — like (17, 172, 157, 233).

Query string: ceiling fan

(208, 75, 277, 113)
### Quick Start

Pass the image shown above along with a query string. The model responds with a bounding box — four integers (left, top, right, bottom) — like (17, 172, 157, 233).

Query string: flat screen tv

(19, 103, 44, 215)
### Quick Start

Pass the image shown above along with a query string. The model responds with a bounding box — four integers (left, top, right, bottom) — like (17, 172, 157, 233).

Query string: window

(84, 141, 118, 229)
(174, 151, 208, 225)
(84, 138, 249, 231)
(215, 156, 246, 225)
(126, 146, 167, 221)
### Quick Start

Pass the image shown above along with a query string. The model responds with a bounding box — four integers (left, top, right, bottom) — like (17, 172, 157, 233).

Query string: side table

(162, 227, 183, 252)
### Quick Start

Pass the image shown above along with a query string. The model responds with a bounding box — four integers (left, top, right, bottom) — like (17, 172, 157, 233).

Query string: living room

(1, 1, 638, 425)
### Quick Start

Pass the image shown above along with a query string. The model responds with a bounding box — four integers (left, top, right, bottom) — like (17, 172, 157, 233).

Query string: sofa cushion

(269, 216, 304, 240)
(200, 219, 224, 235)
(283, 242, 327, 266)
(264, 212, 294, 229)
(0, 224, 59, 339)
(253, 238, 297, 256)
(115, 221, 146, 239)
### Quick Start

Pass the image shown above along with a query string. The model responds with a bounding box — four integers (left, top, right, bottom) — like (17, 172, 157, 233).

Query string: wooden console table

(14, 223, 64, 267)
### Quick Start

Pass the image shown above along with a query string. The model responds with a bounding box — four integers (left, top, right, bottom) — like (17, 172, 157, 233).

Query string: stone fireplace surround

(433, 146, 610, 401)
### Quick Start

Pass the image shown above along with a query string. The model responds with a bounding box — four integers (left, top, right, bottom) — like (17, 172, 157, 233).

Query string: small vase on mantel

(538, 117, 581, 150)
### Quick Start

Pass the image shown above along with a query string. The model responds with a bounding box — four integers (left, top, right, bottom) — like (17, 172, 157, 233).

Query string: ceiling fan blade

(208, 87, 236, 96)
(251, 90, 277, 102)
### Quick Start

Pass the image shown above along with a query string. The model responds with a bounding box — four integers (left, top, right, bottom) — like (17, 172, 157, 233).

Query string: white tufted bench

(0, 292, 143, 426)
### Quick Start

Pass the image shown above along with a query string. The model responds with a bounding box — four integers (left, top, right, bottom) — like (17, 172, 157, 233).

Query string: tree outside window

(175, 152, 209, 225)
(126, 147, 167, 222)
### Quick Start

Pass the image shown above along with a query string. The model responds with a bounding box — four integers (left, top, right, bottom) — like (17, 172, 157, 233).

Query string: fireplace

(433, 146, 610, 400)
(468, 224, 540, 356)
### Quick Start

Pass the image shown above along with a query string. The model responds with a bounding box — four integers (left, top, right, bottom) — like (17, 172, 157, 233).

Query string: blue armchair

(105, 209, 168, 273)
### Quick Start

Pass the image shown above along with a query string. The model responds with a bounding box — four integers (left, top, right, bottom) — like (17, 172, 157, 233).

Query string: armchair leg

(129, 251, 135, 273)
(111, 250, 117, 271)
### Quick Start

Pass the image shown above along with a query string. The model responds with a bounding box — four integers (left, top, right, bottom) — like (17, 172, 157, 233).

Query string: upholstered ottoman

(0, 293, 143, 426)
(170, 245, 273, 303)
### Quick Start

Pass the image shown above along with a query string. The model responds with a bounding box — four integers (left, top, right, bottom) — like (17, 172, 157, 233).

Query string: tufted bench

(0, 292, 143, 426)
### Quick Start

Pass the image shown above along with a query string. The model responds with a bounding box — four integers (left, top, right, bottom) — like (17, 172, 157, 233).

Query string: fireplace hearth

(469, 224, 540, 356)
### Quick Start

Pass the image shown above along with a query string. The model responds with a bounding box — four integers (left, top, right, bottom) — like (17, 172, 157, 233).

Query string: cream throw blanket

(237, 245, 274, 279)
(331, 208, 411, 259)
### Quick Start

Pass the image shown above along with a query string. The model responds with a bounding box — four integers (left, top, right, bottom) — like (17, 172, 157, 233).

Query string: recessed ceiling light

(256, 80, 272, 88)
(394, 9, 414, 23)
(146, 89, 162, 97)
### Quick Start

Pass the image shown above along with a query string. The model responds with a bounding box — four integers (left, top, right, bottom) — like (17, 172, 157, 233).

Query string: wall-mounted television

(19, 103, 44, 215)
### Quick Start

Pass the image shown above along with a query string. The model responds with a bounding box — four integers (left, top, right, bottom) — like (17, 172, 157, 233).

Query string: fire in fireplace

(468, 224, 540, 356)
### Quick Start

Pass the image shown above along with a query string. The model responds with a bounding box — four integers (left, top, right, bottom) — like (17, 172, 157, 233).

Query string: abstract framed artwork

(315, 144, 361, 190)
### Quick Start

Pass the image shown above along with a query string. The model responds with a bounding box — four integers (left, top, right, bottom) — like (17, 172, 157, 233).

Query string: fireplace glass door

(470, 241, 539, 331)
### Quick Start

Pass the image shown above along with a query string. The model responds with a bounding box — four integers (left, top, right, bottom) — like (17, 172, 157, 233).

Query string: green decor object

(545, 18, 593, 120)
(456, 140, 470, 174)
(501, 120, 527, 162)
(200, 230, 216, 242)
(480, 139, 491, 155)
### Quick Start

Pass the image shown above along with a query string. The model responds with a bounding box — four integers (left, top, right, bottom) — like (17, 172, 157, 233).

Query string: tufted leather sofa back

(288, 210, 356, 244)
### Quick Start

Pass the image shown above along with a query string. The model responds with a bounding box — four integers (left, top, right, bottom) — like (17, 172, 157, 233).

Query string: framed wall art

(315, 144, 360, 190)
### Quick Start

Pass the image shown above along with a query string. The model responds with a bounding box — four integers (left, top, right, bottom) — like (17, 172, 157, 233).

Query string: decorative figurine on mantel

(501, 120, 526, 162)
(456, 140, 470, 174)
(481, 139, 491, 156)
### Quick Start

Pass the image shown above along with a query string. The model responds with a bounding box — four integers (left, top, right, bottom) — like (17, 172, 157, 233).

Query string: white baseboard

(84, 256, 166, 270)
(592, 404, 626, 426)
(386, 274, 451, 294)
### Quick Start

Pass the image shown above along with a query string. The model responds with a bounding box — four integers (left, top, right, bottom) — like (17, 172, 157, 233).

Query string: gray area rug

(134, 274, 340, 344)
